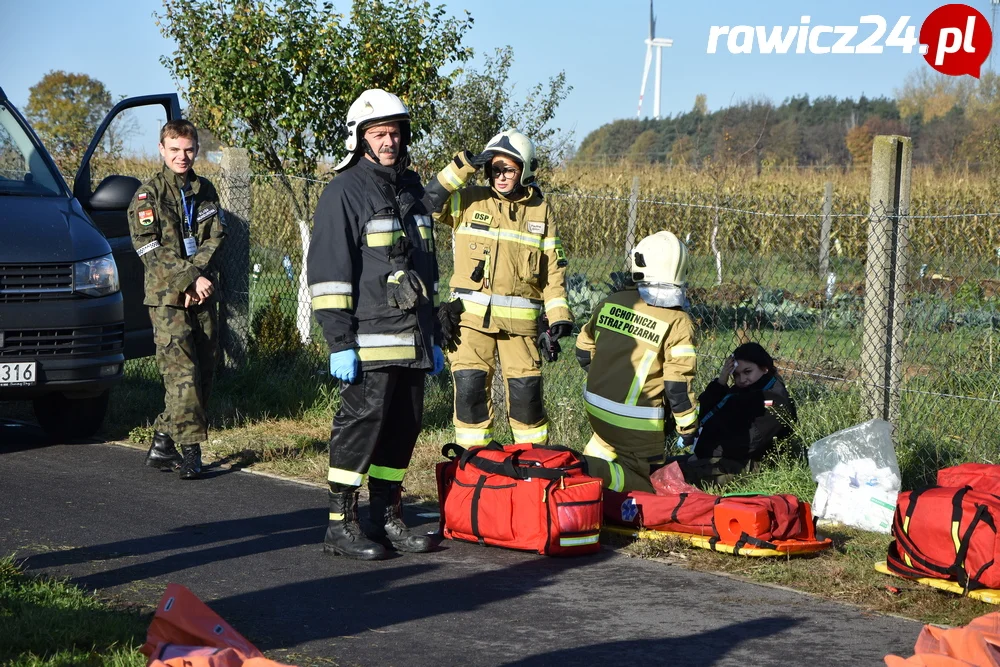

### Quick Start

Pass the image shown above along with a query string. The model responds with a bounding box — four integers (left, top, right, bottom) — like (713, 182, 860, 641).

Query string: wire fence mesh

(124, 163, 1000, 487)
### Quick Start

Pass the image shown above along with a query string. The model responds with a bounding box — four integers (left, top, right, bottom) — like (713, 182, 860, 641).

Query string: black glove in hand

(536, 329, 561, 363)
(464, 150, 494, 169)
(437, 299, 464, 349)
(387, 270, 424, 311)
(548, 321, 574, 340)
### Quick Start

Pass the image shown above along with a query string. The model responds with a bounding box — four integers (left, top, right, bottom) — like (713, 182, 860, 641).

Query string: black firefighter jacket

(308, 158, 443, 371)
(693, 372, 797, 465)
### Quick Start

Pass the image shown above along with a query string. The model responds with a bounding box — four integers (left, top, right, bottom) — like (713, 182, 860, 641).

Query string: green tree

(668, 134, 696, 165)
(626, 129, 659, 164)
(895, 68, 975, 122)
(157, 0, 473, 218)
(411, 46, 572, 175)
(693, 94, 708, 116)
(24, 71, 119, 176)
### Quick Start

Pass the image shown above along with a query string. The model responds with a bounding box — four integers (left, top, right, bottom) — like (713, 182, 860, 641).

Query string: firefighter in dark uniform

(575, 231, 698, 494)
(308, 89, 447, 560)
(128, 119, 226, 480)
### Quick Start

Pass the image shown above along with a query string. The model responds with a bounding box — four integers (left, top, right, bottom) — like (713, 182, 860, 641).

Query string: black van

(0, 87, 179, 439)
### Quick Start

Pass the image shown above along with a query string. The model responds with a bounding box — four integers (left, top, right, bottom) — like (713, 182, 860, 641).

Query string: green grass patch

(0, 557, 148, 666)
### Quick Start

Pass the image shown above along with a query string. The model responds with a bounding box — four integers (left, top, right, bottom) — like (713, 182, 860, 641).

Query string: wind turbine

(992, 0, 999, 72)
(637, 0, 673, 119)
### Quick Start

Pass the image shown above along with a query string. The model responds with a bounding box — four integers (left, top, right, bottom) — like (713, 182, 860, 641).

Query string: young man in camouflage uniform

(127, 119, 226, 480)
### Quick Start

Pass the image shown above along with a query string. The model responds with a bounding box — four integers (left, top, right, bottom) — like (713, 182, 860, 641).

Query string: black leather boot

(368, 479, 434, 553)
(179, 445, 203, 480)
(145, 431, 182, 470)
(323, 489, 389, 560)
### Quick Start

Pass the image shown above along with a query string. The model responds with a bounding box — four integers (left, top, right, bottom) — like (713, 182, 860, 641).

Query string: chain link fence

(123, 148, 1000, 487)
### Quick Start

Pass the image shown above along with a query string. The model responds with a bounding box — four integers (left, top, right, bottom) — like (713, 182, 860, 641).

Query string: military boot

(179, 445, 203, 480)
(368, 479, 434, 553)
(323, 489, 389, 560)
(145, 431, 182, 470)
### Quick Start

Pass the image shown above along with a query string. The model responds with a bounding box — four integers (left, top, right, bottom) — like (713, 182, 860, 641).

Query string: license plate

(0, 361, 36, 386)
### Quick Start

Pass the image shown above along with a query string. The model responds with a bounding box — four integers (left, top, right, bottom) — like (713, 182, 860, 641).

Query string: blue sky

(3, 0, 995, 154)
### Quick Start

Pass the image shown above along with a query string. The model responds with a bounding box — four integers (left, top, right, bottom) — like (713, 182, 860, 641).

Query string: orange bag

(142, 583, 295, 667)
(885, 610, 1000, 666)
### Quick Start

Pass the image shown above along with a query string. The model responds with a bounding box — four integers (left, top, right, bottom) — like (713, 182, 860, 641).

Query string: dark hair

(160, 119, 199, 148)
(732, 342, 774, 372)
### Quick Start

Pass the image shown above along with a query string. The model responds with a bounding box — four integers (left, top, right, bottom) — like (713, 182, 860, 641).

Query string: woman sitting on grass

(679, 342, 797, 488)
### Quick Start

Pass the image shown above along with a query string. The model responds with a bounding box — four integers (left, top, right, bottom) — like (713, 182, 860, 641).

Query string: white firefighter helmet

(630, 231, 689, 286)
(334, 89, 411, 172)
(484, 129, 537, 186)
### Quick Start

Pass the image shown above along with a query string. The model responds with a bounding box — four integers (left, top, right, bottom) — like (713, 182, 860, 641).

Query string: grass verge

(0, 556, 148, 667)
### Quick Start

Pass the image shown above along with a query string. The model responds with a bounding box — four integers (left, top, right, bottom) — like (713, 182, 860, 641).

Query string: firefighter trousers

(327, 367, 424, 492)
(581, 432, 658, 494)
(448, 325, 548, 446)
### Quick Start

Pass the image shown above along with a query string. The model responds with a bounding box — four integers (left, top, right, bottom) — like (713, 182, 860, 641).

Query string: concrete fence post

(625, 176, 640, 269)
(217, 147, 252, 370)
(860, 136, 912, 430)
(819, 181, 833, 278)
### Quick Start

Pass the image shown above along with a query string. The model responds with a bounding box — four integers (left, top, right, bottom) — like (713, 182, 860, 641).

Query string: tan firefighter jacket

(575, 288, 699, 460)
(430, 154, 571, 337)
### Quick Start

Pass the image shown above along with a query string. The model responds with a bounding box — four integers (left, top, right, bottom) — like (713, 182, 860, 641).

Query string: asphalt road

(0, 420, 922, 666)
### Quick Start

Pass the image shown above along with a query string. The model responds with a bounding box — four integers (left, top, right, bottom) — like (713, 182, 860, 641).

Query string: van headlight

(74, 254, 120, 297)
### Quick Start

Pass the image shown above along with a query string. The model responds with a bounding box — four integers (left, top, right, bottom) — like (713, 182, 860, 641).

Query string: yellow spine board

(874, 560, 1000, 605)
(602, 525, 833, 558)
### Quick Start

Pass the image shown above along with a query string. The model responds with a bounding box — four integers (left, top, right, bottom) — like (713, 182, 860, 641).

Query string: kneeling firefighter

(575, 231, 699, 494)
(428, 130, 572, 446)
(308, 89, 446, 560)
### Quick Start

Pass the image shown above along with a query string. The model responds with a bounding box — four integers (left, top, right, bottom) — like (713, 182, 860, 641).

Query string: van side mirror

(89, 175, 141, 211)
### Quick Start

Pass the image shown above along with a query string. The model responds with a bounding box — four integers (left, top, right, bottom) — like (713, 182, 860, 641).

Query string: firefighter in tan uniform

(430, 130, 572, 447)
(575, 231, 698, 494)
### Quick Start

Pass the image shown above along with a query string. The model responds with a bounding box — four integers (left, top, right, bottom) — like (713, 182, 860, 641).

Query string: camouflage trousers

(150, 303, 218, 445)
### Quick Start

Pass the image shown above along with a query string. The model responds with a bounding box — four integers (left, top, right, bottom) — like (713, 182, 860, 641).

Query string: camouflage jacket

(127, 166, 226, 307)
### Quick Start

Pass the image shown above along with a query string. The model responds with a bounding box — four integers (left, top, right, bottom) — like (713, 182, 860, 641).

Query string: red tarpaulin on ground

(885, 611, 1000, 666)
(141, 583, 296, 667)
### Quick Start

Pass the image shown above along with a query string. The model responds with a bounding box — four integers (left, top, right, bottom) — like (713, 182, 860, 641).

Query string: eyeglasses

(490, 166, 519, 179)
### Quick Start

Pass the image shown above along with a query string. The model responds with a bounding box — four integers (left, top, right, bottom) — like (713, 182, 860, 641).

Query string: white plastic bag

(807, 419, 901, 533)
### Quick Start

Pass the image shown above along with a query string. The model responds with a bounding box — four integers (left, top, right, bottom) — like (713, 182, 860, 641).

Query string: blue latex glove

(430, 345, 445, 376)
(329, 349, 360, 383)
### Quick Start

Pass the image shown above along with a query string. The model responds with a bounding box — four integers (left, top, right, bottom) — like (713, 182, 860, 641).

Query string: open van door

(73, 94, 182, 360)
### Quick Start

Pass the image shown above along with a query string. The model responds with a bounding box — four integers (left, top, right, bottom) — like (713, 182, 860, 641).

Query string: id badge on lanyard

(180, 189, 198, 258)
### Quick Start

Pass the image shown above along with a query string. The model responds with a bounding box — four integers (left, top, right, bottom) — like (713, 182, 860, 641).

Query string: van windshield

(0, 103, 64, 197)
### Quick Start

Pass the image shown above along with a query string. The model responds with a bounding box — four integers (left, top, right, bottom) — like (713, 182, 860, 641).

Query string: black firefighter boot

(323, 489, 389, 561)
(367, 479, 434, 553)
(179, 445, 203, 480)
(145, 431, 182, 470)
